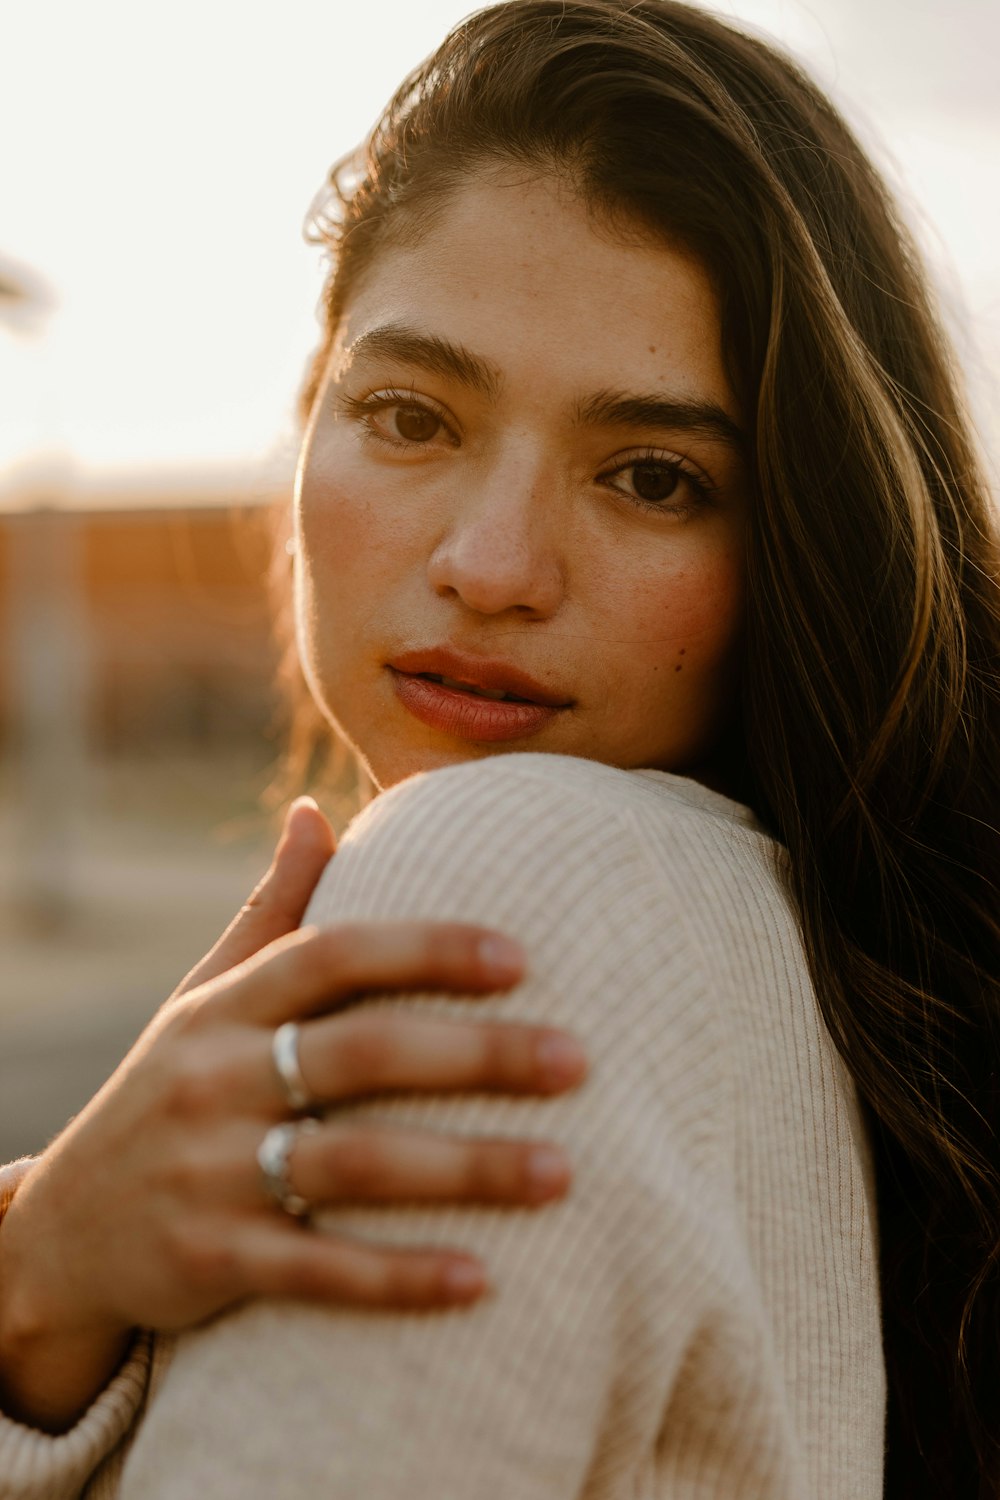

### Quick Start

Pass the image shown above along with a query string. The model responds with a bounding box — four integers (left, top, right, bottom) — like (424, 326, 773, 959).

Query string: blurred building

(0, 466, 291, 944)
(0, 255, 301, 1152)
(0, 474, 285, 759)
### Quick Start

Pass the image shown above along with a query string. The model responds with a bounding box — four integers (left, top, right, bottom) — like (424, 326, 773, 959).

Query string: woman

(1, 1, 998, 1495)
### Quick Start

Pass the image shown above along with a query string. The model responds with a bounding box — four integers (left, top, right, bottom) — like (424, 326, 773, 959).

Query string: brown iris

(630, 462, 680, 503)
(394, 406, 441, 442)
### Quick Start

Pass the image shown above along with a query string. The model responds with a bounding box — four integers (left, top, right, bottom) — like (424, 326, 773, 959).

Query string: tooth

(438, 675, 512, 701)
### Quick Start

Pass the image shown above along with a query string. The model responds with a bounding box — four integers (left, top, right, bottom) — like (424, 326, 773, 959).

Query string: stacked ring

(271, 1021, 314, 1112)
(257, 1118, 321, 1219)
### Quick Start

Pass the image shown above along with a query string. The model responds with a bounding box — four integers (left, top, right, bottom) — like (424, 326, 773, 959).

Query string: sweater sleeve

(0, 1159, 153, 1500)
(0, 1155, 155, 1498)
(116, 756, 786, 1499)
(0, 1332, 153, 1500)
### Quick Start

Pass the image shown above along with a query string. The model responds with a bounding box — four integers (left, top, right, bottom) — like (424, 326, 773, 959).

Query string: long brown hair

(290, 4, 1000, 1490)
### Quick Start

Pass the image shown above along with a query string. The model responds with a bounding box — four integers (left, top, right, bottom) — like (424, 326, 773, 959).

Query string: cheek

(298, 457, 375, 577)
(624, 542, 745, 679)
(297, 427, 438, 584)
(294, 443, 379, 698)
(296, 459, 411, 674)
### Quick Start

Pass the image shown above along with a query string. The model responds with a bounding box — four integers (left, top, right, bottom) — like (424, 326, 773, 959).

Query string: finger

(298, 1010, 588, 1103)
(234, 1221, 489, 1308)
(222, 921, 526, 1027)
(288, 1122, 572, 1208)
(174, 800, 336, 998)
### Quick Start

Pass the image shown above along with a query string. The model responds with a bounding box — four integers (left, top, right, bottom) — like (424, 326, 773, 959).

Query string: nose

(426, 446, 565, 618)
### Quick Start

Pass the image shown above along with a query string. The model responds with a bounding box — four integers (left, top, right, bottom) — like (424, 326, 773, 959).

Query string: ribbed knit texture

(0, 753, 885, 1497)
(0, 1333, 151, 1500)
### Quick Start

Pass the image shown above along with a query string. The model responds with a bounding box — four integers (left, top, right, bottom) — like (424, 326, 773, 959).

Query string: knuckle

(477, 1022, 517, 1083)
(159, 992, 209, 1038)
(278, 932, 324, 989)
(335, 1016, 395, 1086)
(453, 1140, 490, 1198)
(325, 1131, 384, 1198)
(287, 1254, 339, 1302)
(242, 873, 272, 912)
(157, 1148, 205, 1204)
(162, 1054, 225, 1120)
(408, 927, 438, 972)
(299, 1245, 450, 1308)
(430, 923, 479, 972)
(462, 1141, 517, 1200)
(315, 924, 359, 972)
(478, 1141, 521, 1199)
(293, 1244, 378, 1305)
(376, 1253, 430, 1307)
(164, 1223, 236, 1292)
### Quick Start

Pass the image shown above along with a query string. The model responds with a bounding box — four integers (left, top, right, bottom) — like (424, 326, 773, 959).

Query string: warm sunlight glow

(1, 0, 997, 500)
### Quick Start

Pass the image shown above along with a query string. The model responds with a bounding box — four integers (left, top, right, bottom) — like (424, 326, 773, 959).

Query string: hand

(0, 800, 588, 1431)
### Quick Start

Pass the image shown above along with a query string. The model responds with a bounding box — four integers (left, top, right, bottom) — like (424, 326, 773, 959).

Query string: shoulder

(328, 753, 781, 929)
(304, 756, 743, 1186)
(324, 755, 646, 901)
(345, 751, 643, 833)
(307, 751, 740, 1158)
(305, 754, 767, 1059)
(339, 750, 763, 859)
(309, 754, 660, 934)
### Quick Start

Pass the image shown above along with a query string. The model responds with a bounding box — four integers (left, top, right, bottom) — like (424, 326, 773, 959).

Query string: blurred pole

(5, 499, 92, 930)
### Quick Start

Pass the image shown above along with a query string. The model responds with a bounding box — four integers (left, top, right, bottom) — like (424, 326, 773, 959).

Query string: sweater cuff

(0, 1330, 152, 1500)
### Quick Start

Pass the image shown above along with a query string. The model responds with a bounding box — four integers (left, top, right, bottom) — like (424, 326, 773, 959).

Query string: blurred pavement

(0, 753, 278, 1160)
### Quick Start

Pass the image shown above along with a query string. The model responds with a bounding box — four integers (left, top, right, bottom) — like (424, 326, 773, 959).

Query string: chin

(370, 738, 551, 795)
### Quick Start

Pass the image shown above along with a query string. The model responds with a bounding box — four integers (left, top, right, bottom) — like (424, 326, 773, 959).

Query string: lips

(386, 646, 573, 744)
(388, 648, 573, 708)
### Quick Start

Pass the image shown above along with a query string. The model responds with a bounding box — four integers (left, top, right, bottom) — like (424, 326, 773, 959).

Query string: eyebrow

(344, 325, 503, 401)
(575, 390, 747, 453)
(343, 323, 745, 452)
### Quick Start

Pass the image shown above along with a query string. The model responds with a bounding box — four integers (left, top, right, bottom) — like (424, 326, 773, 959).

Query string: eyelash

(339, 390, 716, 517)
(597, 448, 715, 517)
(339, 389, 458, 448)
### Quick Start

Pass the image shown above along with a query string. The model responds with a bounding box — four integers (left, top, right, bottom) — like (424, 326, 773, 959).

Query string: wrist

(0, 1191, 133, 1432)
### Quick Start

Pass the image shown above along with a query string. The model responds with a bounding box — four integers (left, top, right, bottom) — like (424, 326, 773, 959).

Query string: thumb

(173, 798, 337, 998)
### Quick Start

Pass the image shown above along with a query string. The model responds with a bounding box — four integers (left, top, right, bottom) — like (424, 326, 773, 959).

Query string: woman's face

(295, 173, 749, 793)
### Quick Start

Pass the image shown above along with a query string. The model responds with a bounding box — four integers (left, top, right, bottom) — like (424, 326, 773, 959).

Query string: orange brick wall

(0, 501, 286, 751)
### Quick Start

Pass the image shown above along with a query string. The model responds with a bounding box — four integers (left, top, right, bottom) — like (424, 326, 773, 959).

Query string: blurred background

(2, 0, 998, 1159)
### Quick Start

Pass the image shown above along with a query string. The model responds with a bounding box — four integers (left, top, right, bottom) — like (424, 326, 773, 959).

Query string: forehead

(333, 174, 734, 416)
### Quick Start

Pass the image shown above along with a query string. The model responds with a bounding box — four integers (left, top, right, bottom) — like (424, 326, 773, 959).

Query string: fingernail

(444, 1261, 487, 1300)
(536, 1033, 588, 1088)
(289, 795, 320, 816)
(527, 1146, 570, 1199)
(477, 934, 524, 981)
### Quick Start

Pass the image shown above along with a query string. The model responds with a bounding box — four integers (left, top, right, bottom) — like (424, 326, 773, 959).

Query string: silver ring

(271, 1021, 314, 1112)
(257, 1118, 320, 1219)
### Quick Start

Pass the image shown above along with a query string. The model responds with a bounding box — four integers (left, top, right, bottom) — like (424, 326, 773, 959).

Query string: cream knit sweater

(0, 753, 886, 1498)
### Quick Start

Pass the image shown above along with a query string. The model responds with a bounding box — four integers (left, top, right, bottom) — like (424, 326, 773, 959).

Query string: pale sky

(2, 0, 998, 499)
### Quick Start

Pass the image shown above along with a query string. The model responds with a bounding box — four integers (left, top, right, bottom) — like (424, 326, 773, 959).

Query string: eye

(600, 450, 714, 514)
(338, 389, 456, 450)
(388, 405, 443, 443)
(628, 461, 683, 504)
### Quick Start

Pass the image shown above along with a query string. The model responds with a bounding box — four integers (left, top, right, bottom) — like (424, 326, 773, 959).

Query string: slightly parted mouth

(411, 672, 533, 703)
(388, 648, 574, 708)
